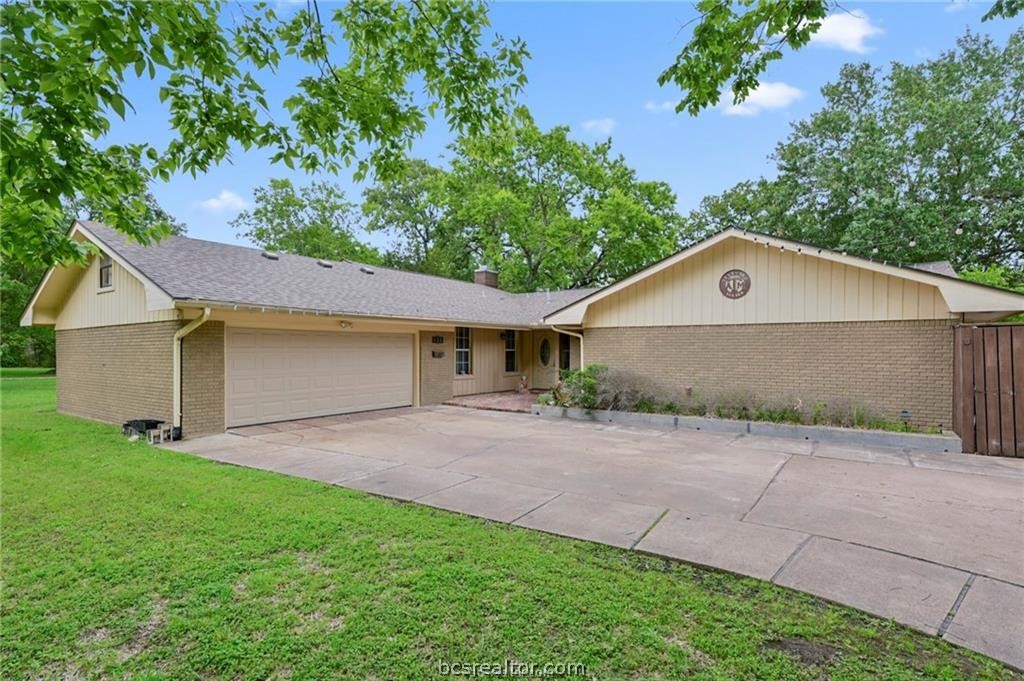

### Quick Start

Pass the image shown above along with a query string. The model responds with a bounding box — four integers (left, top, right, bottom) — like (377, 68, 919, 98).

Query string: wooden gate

(953, 324, 1024, 456)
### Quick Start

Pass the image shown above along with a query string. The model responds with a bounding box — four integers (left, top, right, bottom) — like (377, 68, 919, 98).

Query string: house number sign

(719, 269, 751, 299)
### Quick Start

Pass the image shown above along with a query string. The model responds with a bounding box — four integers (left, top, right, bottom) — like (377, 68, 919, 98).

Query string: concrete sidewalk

(162, 406, 1024, 669)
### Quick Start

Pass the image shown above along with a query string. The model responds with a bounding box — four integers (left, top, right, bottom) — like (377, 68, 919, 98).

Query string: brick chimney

(474, 266, 499, 288)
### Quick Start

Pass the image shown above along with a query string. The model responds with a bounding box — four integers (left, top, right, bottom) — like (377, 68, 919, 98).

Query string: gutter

(174, 300, 534, 331)
(551, 326, 585, 368)
(172, 306, 211, 439)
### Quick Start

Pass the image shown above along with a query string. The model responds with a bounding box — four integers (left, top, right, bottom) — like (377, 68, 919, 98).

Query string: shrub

(536, 392, 556, 406)
(550, 372, 927, 433)
(559, 364, 606, 410)
(709, 389, 755, 420)
(753, 398, 803, 424)
(595, 367, 673, 412)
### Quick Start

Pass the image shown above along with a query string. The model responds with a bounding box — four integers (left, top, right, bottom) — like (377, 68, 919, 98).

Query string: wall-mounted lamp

(339, 320, 353, 329)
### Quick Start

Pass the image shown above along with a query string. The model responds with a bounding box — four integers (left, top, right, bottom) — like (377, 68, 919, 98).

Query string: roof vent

(261, 251, 280, 261)
(316, 259, 333, 269)
(359, 266, 375, 275)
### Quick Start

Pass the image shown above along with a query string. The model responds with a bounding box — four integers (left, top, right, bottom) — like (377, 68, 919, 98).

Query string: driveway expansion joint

(411, 473, 480, 501)
(938, 574, 977, 638)
(740, 454, 792, 522)
(509, 491, 565, 524)
(630, 508, 671, 550)
(770, 534, 814, 582)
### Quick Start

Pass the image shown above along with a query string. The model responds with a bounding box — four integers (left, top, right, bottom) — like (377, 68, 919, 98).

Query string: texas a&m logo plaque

(719, 269, 751, 299)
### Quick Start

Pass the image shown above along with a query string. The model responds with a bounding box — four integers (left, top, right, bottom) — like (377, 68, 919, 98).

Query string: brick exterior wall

(420, 331, 454, 405)
(56, 321, 178, 427)
(585, 320, 954, 428)
(181, 321, 225, 437)
(56, 320, 226, 437)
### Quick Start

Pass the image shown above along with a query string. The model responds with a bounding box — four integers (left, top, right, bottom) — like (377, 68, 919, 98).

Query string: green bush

(752, 399, 803, 424)
(709, 389, 755, 420)
(558, 364, 606, 410)
(550, 370, 933, 433)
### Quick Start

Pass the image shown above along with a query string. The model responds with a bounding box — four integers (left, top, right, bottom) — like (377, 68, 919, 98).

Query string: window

(539, 338, 551, 367)
(455, 327, 472, 375)
(559, 334, 571, 372)
(504, 330, 517, 372)
(98, 254, 113, 289)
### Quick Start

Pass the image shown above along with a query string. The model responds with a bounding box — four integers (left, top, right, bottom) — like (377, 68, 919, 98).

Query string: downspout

(172, 307, 211, 439)
(550, 326, 585, 368)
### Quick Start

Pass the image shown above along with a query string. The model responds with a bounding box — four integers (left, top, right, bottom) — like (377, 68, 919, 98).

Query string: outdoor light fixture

(339, 320, 352, 329)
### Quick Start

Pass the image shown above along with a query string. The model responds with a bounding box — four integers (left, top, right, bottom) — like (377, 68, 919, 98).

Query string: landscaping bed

(1, 373, 1007, 678)
(537, 365, 960, 452)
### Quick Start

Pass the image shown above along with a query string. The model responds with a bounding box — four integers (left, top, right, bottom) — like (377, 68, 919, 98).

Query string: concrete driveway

(163, 406, 1024, 669)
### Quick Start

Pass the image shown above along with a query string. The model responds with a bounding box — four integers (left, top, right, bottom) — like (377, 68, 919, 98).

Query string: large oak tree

(1, 0, 527, 267)
(444, 111, 683, 292)
(682, 29, 1024, 276)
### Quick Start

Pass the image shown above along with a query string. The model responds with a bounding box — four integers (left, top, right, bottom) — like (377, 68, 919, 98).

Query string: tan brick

(584, 320, 954, 428)
(420, 331, 454, 405)
(57, 320, 225, 437)
(57, 321, 178, 427)
(180, 321, 224, 436)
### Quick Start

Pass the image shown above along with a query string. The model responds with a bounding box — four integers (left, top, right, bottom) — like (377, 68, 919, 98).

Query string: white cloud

(722, 82, 803, 117)
(644, 100, 678, 113)
(809, 11, 883, 53)
(199, 189, 249, 214)
(944, 0, 971, 12)
(580, 117, 616, 136)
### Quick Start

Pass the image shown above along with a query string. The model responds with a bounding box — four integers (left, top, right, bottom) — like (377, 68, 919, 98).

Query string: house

(543, 229, 1024, 430)
(22, 221, 1024, 438)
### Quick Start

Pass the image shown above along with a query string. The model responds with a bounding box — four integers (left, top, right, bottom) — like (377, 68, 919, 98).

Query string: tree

(231, 179, 380, 263)
(681, 29, 1024, 272)
(1, 259, 55, 367)
(1, 183, 185, 367)
(1, 0, 528, 268)
(662, 0, 1020, 115)
(362, 159, 471, 279)
(63, 165, 188, 236)
(445, 111, 683, 292)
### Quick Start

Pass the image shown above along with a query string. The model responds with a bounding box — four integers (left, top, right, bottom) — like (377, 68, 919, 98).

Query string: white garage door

(226, 328, 414, 427)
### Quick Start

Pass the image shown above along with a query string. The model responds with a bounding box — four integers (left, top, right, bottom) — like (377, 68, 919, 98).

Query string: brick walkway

(443, 390, 539, 413)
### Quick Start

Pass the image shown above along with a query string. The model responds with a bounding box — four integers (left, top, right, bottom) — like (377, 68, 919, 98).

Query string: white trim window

(455, 327, 472, 375)
(98, 254, 113, 289)
(504, 330, 517, 372)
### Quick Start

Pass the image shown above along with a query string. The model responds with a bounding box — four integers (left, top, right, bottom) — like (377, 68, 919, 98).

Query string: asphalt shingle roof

(909, 261, 958, 278)
(82, 221, 595, 327)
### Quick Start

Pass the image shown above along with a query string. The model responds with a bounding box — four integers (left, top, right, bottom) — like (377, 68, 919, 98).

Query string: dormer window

(98, 254, 113, 289)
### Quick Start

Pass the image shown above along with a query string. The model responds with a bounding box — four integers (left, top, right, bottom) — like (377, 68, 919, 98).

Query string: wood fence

(953, 324, 1023, 456)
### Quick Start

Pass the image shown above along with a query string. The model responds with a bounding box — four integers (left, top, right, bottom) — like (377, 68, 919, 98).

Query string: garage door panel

(226, 328, 413, 426)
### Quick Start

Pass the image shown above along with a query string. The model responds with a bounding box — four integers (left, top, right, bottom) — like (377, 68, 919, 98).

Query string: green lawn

(0, 367, 54, 378)
(0, 375, 1014, 680)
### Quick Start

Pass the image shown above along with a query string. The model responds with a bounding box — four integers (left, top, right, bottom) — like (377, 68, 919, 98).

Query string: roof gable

(20, 222, 174, 326)
(544, 229, 1024, 325)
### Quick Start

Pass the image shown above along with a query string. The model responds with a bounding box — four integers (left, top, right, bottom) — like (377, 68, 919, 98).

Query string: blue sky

(106, 1, 1017, 249)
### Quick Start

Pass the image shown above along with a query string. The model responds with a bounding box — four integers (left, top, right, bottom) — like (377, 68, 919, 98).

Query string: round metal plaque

(719, 269, 751, 299)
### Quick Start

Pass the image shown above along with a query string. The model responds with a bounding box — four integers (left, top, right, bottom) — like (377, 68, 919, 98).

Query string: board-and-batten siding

(453, 328, 530, 396)
(55, 256, 178, 330)
(584, 238, 952, 328)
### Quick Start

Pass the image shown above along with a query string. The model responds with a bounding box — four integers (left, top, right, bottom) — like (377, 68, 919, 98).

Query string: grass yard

(0, 367, 55, 378)
(1, 375, 1016, 680)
